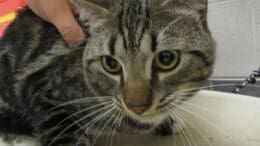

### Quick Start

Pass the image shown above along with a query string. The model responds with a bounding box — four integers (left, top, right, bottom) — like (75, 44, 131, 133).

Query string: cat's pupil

(106, 57, 118, 68)
(159, 51, 174, 65)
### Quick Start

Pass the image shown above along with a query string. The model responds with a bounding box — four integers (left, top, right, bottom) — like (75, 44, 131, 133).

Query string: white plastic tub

(97, 90, 260, 146)
(1, 90, 260, 146)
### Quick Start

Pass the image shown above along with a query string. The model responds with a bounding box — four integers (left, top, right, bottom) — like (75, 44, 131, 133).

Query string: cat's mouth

(117, 97, 169, 125)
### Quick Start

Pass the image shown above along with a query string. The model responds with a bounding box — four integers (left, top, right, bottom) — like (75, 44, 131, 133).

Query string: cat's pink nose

(128, 105, 148, 115)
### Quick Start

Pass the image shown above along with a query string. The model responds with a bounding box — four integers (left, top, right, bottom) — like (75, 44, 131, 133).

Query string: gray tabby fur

(0, 0, 215, 145)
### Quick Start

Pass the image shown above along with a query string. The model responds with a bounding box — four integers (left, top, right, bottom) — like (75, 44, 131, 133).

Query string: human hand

(26, 0, 85, 48)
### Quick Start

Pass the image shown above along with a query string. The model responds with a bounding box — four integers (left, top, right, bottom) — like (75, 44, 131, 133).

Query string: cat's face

(80, 0, 215, 126)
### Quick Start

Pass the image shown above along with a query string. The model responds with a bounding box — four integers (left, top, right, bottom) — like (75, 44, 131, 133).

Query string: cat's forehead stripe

(118, 0, 150, 51)
(109, 35, 116, 56)
(151, 33, 157, 52)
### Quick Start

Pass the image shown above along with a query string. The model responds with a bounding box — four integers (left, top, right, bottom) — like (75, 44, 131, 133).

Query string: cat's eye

(154, 50, 180, 71)
(102, 56, 122, 74)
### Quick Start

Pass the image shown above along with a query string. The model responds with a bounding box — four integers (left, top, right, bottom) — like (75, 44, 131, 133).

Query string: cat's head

(76, 0, 215, 128)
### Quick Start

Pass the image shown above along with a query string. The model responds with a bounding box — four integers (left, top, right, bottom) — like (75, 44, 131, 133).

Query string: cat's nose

(123, 79, 153, 115)
(128, 105, 148, 115)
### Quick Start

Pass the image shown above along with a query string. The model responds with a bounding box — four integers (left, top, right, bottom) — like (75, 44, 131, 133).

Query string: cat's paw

(13, 136, 41, 146)
(0, 135, 41, 146)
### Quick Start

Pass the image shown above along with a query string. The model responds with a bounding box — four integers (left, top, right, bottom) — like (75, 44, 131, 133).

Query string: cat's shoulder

(0, 7, 67, 70)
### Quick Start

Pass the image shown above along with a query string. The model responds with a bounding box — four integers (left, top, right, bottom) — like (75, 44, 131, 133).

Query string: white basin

(1, 90, 260, 146)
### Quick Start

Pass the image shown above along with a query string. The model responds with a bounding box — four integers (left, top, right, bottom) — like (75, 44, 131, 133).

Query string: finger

(50, 1, 85, 47)
(27, 0, 85, 48)
(54, 19, 85, 48)
(68, 0, 79, 15)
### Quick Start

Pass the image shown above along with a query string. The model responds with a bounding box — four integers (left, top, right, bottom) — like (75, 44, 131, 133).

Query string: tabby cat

(0, 0, 215, 145)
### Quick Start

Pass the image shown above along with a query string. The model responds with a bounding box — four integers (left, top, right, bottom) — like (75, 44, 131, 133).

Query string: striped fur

(0, 0, 215, 145)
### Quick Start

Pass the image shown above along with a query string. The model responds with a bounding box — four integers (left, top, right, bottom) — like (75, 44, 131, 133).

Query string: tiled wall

(208, 0, 260, 78)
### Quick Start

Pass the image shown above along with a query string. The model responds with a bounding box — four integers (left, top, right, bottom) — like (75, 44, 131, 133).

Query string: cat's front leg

(0, 108, 34, 136)
(33, 111, 90, 146)
(36, 123, 89, 146)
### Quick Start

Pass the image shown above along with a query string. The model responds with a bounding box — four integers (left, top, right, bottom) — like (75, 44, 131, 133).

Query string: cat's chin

(118, 98, 167, 125)
(113, 113, 171, 134)
(125, 110, 169, 125)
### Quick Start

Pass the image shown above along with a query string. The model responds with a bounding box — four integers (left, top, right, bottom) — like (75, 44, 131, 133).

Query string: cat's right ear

(72, 0, 110, 29)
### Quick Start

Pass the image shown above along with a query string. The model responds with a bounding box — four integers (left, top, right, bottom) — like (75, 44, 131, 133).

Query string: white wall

(208, 0, 260, 78)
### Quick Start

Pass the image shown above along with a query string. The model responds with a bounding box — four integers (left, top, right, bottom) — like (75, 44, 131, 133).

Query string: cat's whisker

(159, 92, 196, 106)
(172, 83, 236, 95)
(159, 84, 224, 104)
(76, 132, 87, 146)
(178, 116, 196, 146)
(160, 83, 260, 105)
(49, 104, 113, 146)
(125, 116, 130, 132)
(76, 111, 111, 146)
(178, 121, 192, 146)
(171, 109, 197, 146)
(171, 91, 197, 97)
(76, 106, 116, 146)
(164, 83, 260, 107)
(110, 114, 123, 146)
(47, 96, 113, 113)
(167, 106, 212, 146)
(172, 103, 225, 135)
(169, 109, 194, 146)
(159, 91, 212, 110)
(91, 108, 117, 146)
(170, 110, 196, 146)
(165, 118, 176, 146)
(175, 100, 213, 113)
(173, 83, 260, 96)
(185, 125, 197, 146)
(167, 111, 187, 146)
(169, 103, 226, 146)
(158, 92, 200, 108)
(53, 101, 112, 131)
(106, 111, 120, 146)
(77, 106, 116, 134)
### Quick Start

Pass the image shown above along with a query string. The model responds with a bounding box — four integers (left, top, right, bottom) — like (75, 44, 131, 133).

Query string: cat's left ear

(72, 0, 110, 29)
(174, 0, 209, 30)
(159, 0, 208, 23)
(190, 0, 209, 31)
(190, 0, 208, 22)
